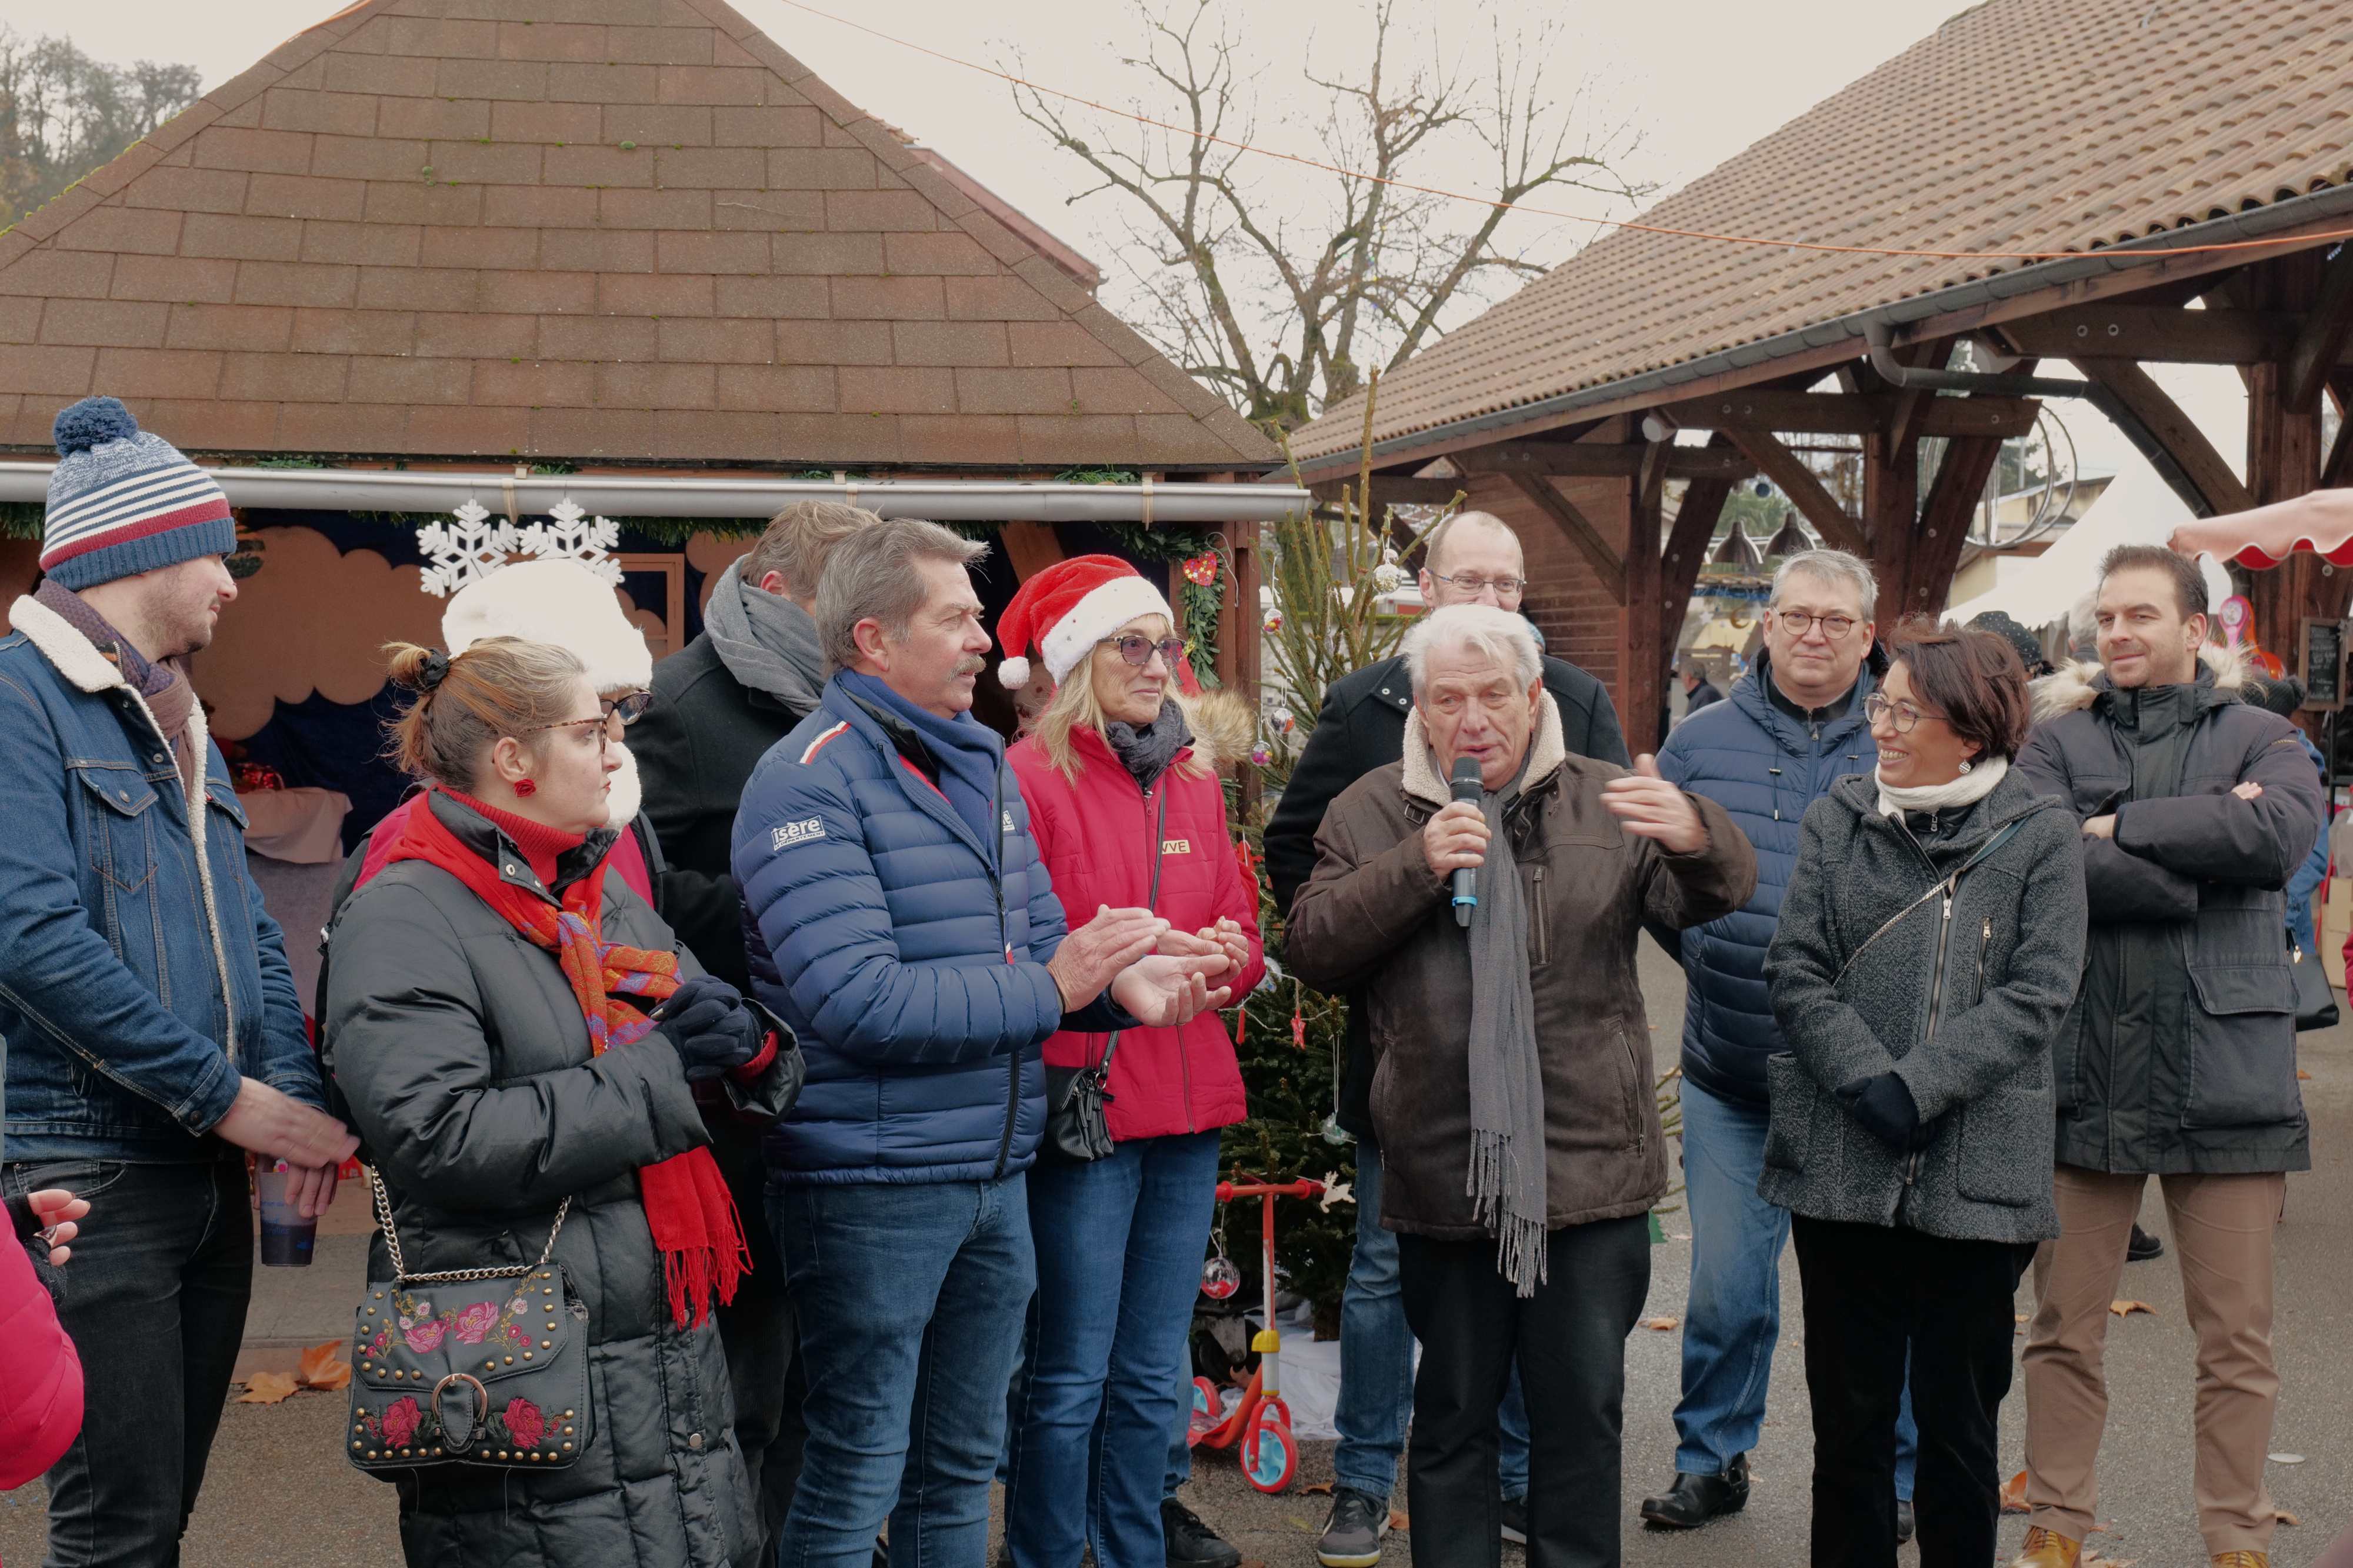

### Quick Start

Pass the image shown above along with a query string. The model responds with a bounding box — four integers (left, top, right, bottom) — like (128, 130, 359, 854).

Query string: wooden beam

(1505, 471, 1625, 602)
(1726, 428, 1868, 556)
(1660, 468, 1734, 676)
(1665, 389, 2040, 439)
(1995, 305, 2295, 366)
(1861, 428, 1919, 561)
(2323, 369, 2353, 489)
(1622, 472, 1666, 756)
(2287, 245, 2353, 410)
(1897, 436, 2003, 617)
(1458, 441, 1757, 482)
(996, 521, 1064, 581)
(2072, 358, 2255, 517)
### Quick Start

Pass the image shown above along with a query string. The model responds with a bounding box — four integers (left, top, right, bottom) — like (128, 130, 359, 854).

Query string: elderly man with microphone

(1289, 605, 1755, 1568)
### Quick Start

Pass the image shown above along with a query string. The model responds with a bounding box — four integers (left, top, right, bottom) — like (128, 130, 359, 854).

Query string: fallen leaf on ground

(1999, 1470, 2028, 1513)
(2109, 1300, 2155, 1318)
(1642, 1315, 1679, 1331)
(2298, 1068, 2312, 1080)
(2267, 1452, 2306, 1464)
(2277, 1509, 2301, 1527)
(1303, 1482, 1332, 1496)
(1388, 1509, 1409, 1533)
(235, 1370, 298, 1404)
(297, 1339, 351, 1391)
(2015, 1313, 2029, 1323)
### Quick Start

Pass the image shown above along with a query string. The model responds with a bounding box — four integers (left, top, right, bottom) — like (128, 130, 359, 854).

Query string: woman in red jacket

(998, 557, 1265, 1568)
(1, 1066, 87, 1501)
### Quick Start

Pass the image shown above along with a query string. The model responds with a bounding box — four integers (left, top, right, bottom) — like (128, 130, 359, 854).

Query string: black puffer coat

(324, 792, 792, 1568)
(2017, 655, 2322, 1175)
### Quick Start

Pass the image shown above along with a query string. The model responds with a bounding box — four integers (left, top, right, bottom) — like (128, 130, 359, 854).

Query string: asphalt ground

(6, 939, 2352, 1567)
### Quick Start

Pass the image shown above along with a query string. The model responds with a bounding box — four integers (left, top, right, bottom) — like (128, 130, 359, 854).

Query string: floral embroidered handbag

(346, 1169, 593, 1476)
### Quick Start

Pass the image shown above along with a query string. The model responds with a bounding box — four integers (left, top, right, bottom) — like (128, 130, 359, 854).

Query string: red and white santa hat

(996, 553, 1176, 688)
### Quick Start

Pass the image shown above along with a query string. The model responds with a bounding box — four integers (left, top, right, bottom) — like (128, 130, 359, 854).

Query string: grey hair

(1401, 603, 1543, 697)
(744, 500, 880, 602)
(2067, 589, 2099, 653)
(815, 516, 987, 673)
(1769, 548, 1877, 618)
(1422, 509, 1519, 577)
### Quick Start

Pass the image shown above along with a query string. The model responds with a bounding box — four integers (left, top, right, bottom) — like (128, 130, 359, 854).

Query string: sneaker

(1315, 1486, 1390, 1568)
(1499, 1493, 1528, 1546)
(1895, 1498, 1914, 1544)
(1164, 1497, 1242, 1568)
(2209, 1555, 2269, 1568)
(2127, 1222, 2164, 1262)
(2009, 1526, 2081, 1567)
(1638, 1453, 1751, 1529)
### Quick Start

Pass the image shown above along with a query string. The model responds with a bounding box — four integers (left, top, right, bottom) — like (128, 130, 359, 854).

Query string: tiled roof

(0, 0, 1274, 469)
(1291, 0, 2353, 463)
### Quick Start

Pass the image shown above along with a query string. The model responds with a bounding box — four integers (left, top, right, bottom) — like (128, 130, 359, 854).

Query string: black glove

(653, 974, 764, 1082)
(1834, 1071, 1932, 1152)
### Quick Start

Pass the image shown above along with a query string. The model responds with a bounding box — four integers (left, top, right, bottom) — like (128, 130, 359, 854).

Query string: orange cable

(772, 0, 2353, 265)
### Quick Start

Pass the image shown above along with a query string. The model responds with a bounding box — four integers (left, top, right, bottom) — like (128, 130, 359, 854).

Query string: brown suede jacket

(1288, 695, 1758, 1239)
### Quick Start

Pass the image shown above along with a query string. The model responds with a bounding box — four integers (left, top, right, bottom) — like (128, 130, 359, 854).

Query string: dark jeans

(1397, 1216, 1651, 1568)
(1791, 1217, 2035, 1568)
(1, 1155, 251, 1568)
(1004, 1130, 1221, 1568)
(714, 1117, 804, 1564)
(771, 1172, 1035, 1568)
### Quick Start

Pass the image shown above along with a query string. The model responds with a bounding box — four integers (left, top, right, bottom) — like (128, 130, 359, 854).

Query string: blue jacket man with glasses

(1641, 548, 1931, 1536)
(1264, 510, 1626, 1567)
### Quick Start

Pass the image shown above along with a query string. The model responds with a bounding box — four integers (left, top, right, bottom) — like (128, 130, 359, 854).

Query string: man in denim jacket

(0, 397, 355, 1568)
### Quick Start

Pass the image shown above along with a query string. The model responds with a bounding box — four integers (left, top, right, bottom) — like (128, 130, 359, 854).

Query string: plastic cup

(255, 1164, 316, 1268)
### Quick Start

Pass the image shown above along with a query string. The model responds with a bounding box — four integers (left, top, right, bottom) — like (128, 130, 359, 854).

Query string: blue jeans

(772, 1172, 1036, 1568)
(1005, 1131, 1221, 1568)
(1673, 1079, 1916, 1497)
(1333, 1131, 1531, 1503)
(2, 1155, 251, 1568)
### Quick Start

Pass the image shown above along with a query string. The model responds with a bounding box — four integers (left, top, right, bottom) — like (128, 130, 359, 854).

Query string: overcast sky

(1, 0, 2252, 503)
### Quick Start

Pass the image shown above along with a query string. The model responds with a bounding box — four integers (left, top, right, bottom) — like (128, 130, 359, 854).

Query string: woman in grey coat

(1764, 620, 2087, 1568)
(324, 638, 796, 1568)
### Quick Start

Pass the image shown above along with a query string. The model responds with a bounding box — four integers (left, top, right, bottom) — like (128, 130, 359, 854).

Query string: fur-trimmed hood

(1399, 692, 1570, 807)
(1175, 686, 1255, 769)
(2029, 640, 2255, 725)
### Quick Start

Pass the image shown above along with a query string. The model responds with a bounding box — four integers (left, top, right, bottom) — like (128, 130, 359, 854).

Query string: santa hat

(441, 558, 654, 694)
(995, 554, 1175, 689)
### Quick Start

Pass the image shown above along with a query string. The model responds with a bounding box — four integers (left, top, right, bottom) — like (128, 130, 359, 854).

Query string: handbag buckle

(432, 1373, 488, 1453)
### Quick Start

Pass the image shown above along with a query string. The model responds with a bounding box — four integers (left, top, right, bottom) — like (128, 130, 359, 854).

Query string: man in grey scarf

(1289, 605, 1754, 1568)
(634, 498, 875, 1564)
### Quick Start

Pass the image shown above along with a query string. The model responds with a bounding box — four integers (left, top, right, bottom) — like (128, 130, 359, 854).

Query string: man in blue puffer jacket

(732, 516, 1230, 1568)
(1640, 551, 1921, 1533)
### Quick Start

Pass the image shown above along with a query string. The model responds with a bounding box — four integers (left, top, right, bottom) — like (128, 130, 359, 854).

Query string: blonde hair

(1031, 616, 1211, 785)
(385, 636, 586, 792)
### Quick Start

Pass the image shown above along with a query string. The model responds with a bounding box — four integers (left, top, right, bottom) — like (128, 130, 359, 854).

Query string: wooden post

(1621, 471, 1665, 757)
(2244, 254, 2336, 665)
(1862, 431, 1920, 606)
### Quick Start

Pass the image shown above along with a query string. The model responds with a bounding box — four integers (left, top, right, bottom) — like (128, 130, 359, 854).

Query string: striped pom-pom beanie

(42, 396, 235, 589)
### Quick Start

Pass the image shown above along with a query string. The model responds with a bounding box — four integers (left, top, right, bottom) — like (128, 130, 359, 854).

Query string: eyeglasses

(602, 690, 652, 726)
(522, 715, 614, 752)
(1102, 633, 1187, 669)
(1775, 610, 1859, 639)
(1430, 571, 1527, 598)
(1862, 693, 1947, 735)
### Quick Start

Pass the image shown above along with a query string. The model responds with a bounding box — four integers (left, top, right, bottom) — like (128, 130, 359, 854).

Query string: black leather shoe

(1895, 1498, 1915, 1544)
(2127, 1222, 2164, 1262)
(1166, 1497, 1243, 1568)
(1639, 1453, 1751, 1529)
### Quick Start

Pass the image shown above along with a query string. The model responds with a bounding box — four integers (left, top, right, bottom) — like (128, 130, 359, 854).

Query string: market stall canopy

(2171, 490, 2353, 569)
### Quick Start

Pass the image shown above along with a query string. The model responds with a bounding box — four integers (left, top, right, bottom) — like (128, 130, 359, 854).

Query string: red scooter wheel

(1239, 1402, 1296, 1493)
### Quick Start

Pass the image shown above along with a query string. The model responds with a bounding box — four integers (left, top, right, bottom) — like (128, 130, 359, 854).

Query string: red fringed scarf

(382, 792, 750, 1327)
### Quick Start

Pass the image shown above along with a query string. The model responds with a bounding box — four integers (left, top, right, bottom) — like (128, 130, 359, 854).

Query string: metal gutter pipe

(0, 465, 1311, 524)
(1860, 320, 2092, 399)
(1284, 181, 2353, 478)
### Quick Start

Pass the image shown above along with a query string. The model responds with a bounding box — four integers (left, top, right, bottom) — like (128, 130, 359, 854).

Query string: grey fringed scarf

(1459, 754, 1548, 1296)
(704, 556, 825, 712)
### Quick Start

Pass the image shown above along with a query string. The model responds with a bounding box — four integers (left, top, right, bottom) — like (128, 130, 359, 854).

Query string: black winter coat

(324, 792, 794, 1568)
(2016, 656, 2322, 1175)
(1263, 650, 1627, 1136)
(634, 631, 811, 992)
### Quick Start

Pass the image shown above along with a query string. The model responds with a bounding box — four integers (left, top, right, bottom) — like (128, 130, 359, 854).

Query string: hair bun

(384, 642, 455, 695)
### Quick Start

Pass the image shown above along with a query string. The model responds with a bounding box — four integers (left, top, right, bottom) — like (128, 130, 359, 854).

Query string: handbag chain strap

(1094, 786, 1173, 1077)
(369, 1166, 569, 1285)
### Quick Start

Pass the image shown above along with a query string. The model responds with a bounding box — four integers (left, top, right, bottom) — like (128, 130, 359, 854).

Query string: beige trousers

(2021, 1165, 2287, 1557)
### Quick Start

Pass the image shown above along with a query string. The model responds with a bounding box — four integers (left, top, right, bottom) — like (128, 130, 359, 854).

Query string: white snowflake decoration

(416, 497, 625, 597)
(515, 499, 624, 588)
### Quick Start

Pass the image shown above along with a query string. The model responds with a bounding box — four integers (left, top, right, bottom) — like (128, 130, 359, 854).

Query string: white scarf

(1875, 755, 2008, 819)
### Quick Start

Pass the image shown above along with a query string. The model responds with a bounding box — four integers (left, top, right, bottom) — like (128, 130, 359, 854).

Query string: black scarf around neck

(1104, 699, 1192, 789)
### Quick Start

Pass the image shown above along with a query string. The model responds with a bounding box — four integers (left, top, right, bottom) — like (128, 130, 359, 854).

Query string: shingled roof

(1291, 0, 2353, 463)
(0, 0, 1274, 470)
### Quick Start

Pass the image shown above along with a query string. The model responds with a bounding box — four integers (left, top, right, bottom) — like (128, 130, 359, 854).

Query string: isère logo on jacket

(770, 816, 826, 852)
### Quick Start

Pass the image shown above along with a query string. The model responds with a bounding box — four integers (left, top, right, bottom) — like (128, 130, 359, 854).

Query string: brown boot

(2209, 1554, 2269, 1568)
(2011, 1527, 2081, 1568)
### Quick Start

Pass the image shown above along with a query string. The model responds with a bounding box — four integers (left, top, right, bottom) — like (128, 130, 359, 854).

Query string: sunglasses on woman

(1101, 633, 1187, 669)
(602, 690, 652, 725)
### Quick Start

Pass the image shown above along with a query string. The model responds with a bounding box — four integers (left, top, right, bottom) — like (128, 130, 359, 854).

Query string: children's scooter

(1187, 1176, 1323, 1494)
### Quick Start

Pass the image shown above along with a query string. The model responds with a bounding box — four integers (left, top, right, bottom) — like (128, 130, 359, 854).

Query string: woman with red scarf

(322, 638, 797, 1568)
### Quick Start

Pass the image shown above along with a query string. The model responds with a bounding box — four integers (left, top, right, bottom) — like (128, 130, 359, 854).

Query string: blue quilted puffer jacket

(1654, 655, 1877, 1107)
(732, 678, 1101, 1185)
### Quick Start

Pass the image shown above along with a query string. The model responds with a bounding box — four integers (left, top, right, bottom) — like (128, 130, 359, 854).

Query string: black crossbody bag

(1042, 787, 1168, 1163)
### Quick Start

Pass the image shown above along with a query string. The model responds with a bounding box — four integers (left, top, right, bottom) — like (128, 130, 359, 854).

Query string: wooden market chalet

(1286, 0, 2353, 756)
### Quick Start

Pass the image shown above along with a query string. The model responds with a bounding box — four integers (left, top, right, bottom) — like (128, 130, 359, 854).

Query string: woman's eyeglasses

(1101, 634, 1187, 669)
(522, 715, 614, 752)
(1862, 693, 1945, 735)
(602, 690, 652, 725)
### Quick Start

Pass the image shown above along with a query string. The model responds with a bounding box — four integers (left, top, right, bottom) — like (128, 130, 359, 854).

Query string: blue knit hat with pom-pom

(42, 395, 234, 589)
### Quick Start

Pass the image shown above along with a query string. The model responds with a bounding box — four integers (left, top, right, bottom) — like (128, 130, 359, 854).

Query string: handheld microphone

(1449, 756, 1482, 928)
